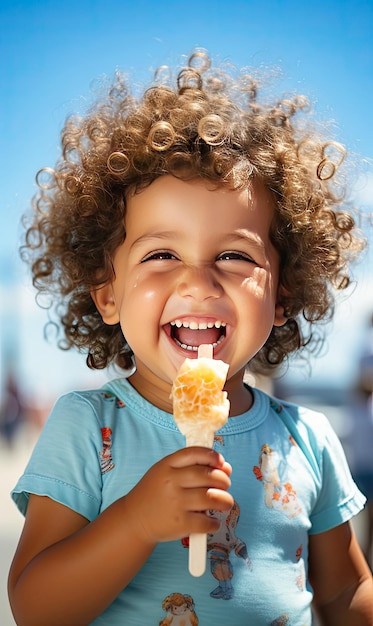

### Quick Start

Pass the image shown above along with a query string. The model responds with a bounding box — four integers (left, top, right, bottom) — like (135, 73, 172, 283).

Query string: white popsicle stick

(197, 343, 213, 358)
(188, 533, 208, 577)
(188, 343, 214, 577)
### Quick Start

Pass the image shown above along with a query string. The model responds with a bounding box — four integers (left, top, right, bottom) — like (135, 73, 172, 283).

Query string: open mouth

(169, 319, 226, 351)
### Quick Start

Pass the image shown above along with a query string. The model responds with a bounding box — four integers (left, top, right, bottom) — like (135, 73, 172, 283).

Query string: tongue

(174, 326, 221, 347)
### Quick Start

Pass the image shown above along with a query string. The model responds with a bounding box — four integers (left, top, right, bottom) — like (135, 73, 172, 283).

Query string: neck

(128, 367, 253, 417)
(224, 369, 253, 415)
(128, 370, 174, 413)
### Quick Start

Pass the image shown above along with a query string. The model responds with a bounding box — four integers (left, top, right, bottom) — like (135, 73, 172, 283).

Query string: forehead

(125, 175, 275, 237)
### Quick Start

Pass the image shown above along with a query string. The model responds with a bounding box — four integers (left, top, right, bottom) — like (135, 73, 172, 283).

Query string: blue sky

(1, 0, 372, 395)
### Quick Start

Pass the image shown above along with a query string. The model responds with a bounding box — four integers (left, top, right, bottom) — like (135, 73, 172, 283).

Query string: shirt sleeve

(306, 409, 366, 534)
(11, 392, 105, 521)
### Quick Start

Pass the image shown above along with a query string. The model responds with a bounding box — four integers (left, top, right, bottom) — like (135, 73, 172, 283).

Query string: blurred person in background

(0, 370, 25, 447)
(347, 312, 373, 568)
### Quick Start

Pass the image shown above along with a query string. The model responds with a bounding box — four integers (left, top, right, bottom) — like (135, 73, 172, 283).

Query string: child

(9, 50, 373, 625)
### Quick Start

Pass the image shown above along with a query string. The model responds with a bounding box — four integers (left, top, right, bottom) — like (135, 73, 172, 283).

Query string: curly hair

(21, 50, 365, 374)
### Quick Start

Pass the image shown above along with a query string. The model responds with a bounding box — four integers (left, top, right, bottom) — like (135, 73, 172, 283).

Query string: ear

(273, 302, 288, 327)
(91, 284, 120, 325)
(273, 286, 288, 327)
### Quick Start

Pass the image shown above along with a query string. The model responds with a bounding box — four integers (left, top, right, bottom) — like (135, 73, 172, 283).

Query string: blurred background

(1, 0, 372, 623)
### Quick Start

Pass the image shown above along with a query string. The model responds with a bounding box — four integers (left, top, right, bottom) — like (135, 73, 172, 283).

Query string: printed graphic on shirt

(103, 391, 126, 408)
(270, 615, 289, 626)
(159, 592, 198, 625)
(206, 500, 252, 600)
(253, 443, 302, 518)
(213, 434, 225, 447)
(295, 544, 306, 591)
(100, 426, 115, 474)
(270, 398, 284, 414)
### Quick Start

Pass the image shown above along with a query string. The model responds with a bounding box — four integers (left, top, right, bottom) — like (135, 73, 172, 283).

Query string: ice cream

(171, 343, 230, 576)
(172, 344, 230, 447)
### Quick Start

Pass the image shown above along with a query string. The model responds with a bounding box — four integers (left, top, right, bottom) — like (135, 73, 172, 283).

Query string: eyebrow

(131, 229, 267, 250)
(225, 229, 267, 251)
(130, 231, 180, 249)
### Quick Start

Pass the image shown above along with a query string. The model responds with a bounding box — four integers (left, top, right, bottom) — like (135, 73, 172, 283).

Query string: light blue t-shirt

(12, 378, 365, 625)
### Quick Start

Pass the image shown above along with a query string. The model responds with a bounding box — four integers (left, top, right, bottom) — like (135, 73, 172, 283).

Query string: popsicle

(171, 344, 230, 576)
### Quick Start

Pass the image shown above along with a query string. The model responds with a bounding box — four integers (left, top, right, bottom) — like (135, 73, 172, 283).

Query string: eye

(141, 250, 178, 262)
(217, 251, 255, 263)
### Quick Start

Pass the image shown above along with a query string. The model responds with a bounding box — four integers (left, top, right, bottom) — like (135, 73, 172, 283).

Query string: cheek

(122, 274, 165, 307)
(133, 285, 159, 303)
(237, 269, 277, 336)
(118, 275, 167, 335)
(240, 267, 275, 302)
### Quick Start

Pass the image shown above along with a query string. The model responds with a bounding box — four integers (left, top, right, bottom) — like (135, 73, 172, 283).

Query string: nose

(176, 265, 223, 301)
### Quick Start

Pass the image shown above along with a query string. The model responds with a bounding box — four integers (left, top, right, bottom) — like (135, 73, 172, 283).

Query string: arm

(309, 521, 373, 625)
(8, 447, 233, 626)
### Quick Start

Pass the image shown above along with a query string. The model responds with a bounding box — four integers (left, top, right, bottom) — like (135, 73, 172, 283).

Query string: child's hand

(125, 448, 233, 545)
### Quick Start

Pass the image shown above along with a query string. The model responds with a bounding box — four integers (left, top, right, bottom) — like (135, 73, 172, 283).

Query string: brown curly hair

(21, 50, 365, 374)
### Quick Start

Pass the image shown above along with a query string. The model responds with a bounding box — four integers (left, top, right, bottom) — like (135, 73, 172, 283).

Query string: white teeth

(170, 319, 227, 351)
(174, 336, 225, 351)
(170, 320, 226, 329)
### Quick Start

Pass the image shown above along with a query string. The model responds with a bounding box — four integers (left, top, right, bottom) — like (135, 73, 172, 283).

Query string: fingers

(130, 447, 234, 543)
(166, 448, 233, 506)
(169, 446, 229, 471)
(206, 488, 234, 511)
(185, 490, 235, 534)
(174, 464, 231, 493)
(180, 482, 234, 513)
(167, 450, 234, 534)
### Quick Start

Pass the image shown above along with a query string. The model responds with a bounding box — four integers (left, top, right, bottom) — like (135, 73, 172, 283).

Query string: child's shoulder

(51, 379, 131, 428)
(256, 386, 330, 427)
(260, 387, 342, 474)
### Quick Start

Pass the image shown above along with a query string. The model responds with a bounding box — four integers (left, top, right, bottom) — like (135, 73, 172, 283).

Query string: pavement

(0, 426, 38, 626)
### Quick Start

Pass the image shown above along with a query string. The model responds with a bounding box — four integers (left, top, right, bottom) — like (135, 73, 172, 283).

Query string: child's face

(94, 175, 285, 409)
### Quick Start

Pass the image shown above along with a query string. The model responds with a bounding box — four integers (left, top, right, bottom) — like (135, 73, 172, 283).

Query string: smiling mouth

(169, 320, 226, 351)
